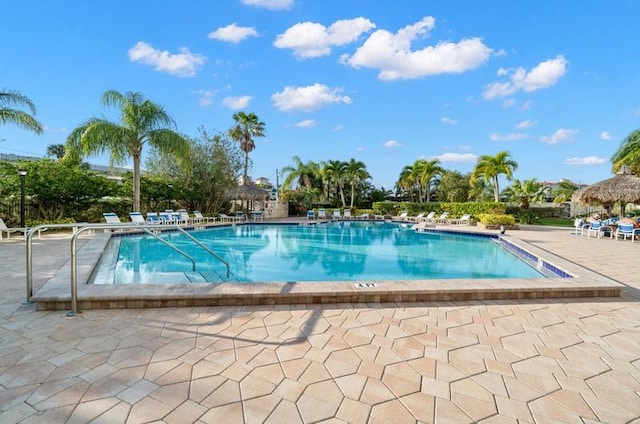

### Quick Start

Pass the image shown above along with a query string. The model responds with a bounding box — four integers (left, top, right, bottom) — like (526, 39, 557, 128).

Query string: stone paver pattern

(0, 226, 639, 423)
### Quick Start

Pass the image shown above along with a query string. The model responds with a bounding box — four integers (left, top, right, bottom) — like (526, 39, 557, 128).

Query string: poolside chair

(0, 217, 30, 240)
(251, 210, 264, 221)
(146, 212, 162, 224)
(158, 212, 176, 225)
(393, 211, 409, 221)
(408, 212, 426, 222)
(129, 212, 147, 224)
(586, 220, 609, 238)
(435, 212, 448, 224)
(574, 218, 590, 235)
(448, 214, 471, 226)
(343, 209, 352, 219)
(615, 223, 640, 242)
(219, 213, 238, 222)
(307, 210, 315, 220)
(421, 211, 436, 222)
(193, 211, 216, 223)
(317, 208, 327, 219)
(103, 213, 122, 224)
(332, 209, 341, 219)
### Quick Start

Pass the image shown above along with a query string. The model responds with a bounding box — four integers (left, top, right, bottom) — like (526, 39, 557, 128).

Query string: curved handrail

(172, 226, 230, 278)
(140, 228, 197, 271)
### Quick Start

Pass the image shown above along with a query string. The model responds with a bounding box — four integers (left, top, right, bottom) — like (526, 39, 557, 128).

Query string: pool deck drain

(30, 225, 623, 311)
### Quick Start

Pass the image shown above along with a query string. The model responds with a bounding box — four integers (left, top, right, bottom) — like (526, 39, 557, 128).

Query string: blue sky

(2, 0, 639, 189)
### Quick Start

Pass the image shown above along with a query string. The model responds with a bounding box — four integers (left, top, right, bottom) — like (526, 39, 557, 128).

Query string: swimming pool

(92, 221, 547, 285)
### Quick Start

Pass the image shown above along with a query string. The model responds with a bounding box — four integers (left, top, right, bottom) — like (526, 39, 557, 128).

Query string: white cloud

(483, 55, 568, 99)
(128, 41, 205, 77)
(271, 83, 352, 112)
(294, 119, 316, 128)
(521, 100, 533, 111)
(384, 140, 402, 148)
(564, 156, 607, 165)
(433, 152, 478, 163)
(341, 17, 492, 81)
(332, 125, 344, 132)
(208, 23, 259, 44)
(515, 119, 536, 129)
(356, 146, 366, 152)
(197, 90, 215, 106)
(43, 126, 68, 133)
(489, 132, 527, 141)
(441, 117, 458, 125)
(274, 18, 375, 59)
(600, 131, 612, 140)
(222, 96, 252, 109)
(540, 128, 578, 145)
(240, 0, 293, 10)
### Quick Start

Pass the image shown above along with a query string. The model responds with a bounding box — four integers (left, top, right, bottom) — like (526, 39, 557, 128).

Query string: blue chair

(307, 210, 315, 220)
(586, 220, 609, 238)
(615, 223, 640, 242)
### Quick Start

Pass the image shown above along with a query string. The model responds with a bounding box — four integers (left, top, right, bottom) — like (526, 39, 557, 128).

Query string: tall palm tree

(344, 158, 370, 208)
(46, 143, 66, 159)
(281, 156, 320, 190)
(0, 89, 43, 134)
(552, 179, 579, 204)
(66, 90, 190, 211)
(396, 164, 418, 201)
(471, 151, 518, 202)
(415, 158, 444, 202)
(323, 159, 346, 205)
(227, 111, 265, 182)
(611, 129, 640, 174)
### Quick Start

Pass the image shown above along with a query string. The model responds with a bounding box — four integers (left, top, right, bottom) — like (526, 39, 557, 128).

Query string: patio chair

(393, 211, 409, 221)
(317, 208, 327, 219)
(332, 209, 341, 219)
(219, 213, 239, 222)
(307, 210, 315, 220)
(435, 212, 448, 224)
(615, 222, 640, 242)
(343, 209, 352, 219)
(586, 220, 609, 238)
(408, 212, 426, 222)
(193, 211, 216, 223)
(129, 212, 146, 224)
(103, 213, 122, 224)
(448, 214, 471, 226)
(146, 212, 162, 224)
(0, 217, 30, 240)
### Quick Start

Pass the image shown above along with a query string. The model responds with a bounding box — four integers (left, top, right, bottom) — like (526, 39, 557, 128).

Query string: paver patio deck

(0, 225, 638, 423)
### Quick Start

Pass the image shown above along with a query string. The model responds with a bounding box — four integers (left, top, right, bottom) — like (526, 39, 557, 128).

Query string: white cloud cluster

(483, 55, 568, 99)
(540, 128, 577, 145)
(197, 90, 215, 106)
(294, 119, 316, 128)
(564, 156, 607, 165)
(271, 83, 352, 112)
(274, 18, 375, 59)
(341, 17, 492, 81)
(600, 131, 612, 140)
(222, 95, 252, 109)
(489, 132, 527, 141)
(434, 152, 478, 163)
(515, 119, 536, 129)
(209, 23, 259, 44)
(241, 0, 293, 10)
(128, 41, 205, 77)
(384, 140, 402, 148)
(441, 117, 458, 125)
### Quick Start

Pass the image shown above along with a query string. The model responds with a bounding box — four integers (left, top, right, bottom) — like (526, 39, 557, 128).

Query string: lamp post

(167, 184, 173, 210)
(17, 169, 28, 228)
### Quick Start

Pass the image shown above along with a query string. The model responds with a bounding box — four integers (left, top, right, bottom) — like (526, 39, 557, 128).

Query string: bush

(478, 214, 516, 225)
(516, 209, 541, 224)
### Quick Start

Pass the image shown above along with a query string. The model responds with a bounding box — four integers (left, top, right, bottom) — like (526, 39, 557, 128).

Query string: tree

(323, 159, 346, 206)
(46, 143, 66, 159)
(66, 90, 190, 212)
(344, 158, 370, 208)
(0, 89, 43, 134)
(227, 111, 265, 182)
(396, 165, 418, 201)
(435, 170, 471, 202)
(281, 156, 320, 190)
(414, 159, 443, 202)
(503, 178, 550, 209)
(552, 179, 579, 204)
(611, 129, 640, 174)
(471, 151, 518, 202)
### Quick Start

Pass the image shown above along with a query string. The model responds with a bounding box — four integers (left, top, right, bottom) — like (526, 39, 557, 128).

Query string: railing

(25, 222, 231, 317)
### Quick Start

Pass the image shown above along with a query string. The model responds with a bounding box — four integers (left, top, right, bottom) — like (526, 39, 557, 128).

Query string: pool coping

(30, 223, 623, 310)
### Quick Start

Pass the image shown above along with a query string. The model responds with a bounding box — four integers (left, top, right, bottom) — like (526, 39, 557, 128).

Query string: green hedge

(373, 201, 506, 219)
(478, 214, 516, 225)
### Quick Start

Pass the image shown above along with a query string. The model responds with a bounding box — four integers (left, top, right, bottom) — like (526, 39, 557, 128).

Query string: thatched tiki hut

(574, 165, 640, 216)
(225, 179, 270, 212)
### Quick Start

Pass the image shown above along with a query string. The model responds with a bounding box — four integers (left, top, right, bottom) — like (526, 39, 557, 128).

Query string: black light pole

(17, 169, 28, 228)
(167, 184, 173, 210)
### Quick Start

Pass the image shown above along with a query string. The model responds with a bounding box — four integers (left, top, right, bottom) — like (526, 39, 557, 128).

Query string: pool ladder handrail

(25, 222, 231, 317)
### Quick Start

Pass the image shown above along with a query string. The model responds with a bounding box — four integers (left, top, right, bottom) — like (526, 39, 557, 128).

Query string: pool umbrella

(574, 165, 640, 216)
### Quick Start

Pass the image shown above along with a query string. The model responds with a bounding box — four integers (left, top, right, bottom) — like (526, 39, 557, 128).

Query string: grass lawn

(536, 217, 575, 227)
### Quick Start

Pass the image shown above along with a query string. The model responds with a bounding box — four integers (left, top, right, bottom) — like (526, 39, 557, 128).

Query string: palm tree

(471, 151, 518, 202)
(396, 164, 418, 201)
(344, 158, 370, 208)
(66, 90, 190, 211)
(227, 112, 265, 182)
(611, 129, 640, 174)
(281, 156, 320, 190)
(503, 178, 550, 209)
(0, 89, 43, 134)
(46, 143, 66, 159)
(552, 179, 579, 204)
(323, 159, 346, 205)
(415, 159, 444, 202)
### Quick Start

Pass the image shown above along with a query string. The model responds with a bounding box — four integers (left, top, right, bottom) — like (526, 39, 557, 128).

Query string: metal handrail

(25, 222, 232, 316)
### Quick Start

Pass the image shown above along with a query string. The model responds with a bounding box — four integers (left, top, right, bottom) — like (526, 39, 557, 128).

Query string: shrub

(478, 214, 516, 225)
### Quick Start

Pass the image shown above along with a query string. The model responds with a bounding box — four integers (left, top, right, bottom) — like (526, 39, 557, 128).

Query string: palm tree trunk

(350, 182, 355, 208)
(339, 183, 346, 207)
(133, 154, 141, 212)
(243, 152, 249, 180)
(493, 176, 500, 202)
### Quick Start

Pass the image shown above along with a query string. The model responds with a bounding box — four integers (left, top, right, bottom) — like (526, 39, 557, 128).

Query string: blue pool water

(93, 221, 546, 284)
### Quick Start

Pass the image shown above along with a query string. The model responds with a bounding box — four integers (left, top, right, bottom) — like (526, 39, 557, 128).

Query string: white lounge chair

(393, 211, 409, 221)
(146, 212, 161, 224)
(193, 211, 216, 223)
(343, 209, 352, 219)
(435, 212, 448, 224)
(448, 214, 471, 226)
(129, 212, 147, 224)
(421, 211, 436, 222)
(318, 208, 327, 219)
(103, 213, 121, 224)
(0, 217, 31, 240)
(408, 212, 426, 222)
(332, 209, 341, 219)
(219, 213, 239, 222)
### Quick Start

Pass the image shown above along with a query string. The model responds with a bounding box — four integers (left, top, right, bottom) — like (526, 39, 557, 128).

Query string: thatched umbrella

(574, 165, 640, 216)
(226, 183, 270, 201)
